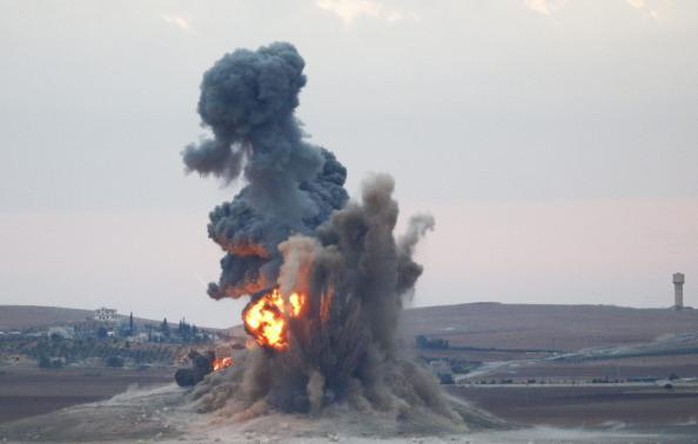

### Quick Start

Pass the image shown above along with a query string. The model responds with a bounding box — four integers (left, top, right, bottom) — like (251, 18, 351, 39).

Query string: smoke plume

(183, 42, 348, 298)
(184, 42, 461, 428)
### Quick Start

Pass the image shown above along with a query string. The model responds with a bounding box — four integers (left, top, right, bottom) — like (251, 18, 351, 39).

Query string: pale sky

(1, 0, 696, 328)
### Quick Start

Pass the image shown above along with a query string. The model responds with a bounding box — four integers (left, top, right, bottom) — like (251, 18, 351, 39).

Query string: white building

(93, 307, 117, 322)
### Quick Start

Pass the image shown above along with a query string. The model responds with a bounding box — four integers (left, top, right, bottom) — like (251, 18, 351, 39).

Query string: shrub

(105, 355, 124, 368)
(38, 355, 51, 369)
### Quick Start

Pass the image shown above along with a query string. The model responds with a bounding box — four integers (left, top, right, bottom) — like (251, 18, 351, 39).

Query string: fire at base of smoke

(183, 42, 461, 428)
(190, 348, 470, 434)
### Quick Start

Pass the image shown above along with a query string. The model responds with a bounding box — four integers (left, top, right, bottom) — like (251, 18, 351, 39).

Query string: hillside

(4, 303, 698, 352)
(0, 305, 198, 331)
(401, 302, 698, 352)
(0, 306, 94, 331)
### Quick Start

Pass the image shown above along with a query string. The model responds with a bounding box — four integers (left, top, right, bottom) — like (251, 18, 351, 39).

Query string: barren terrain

(0, 366, 172, 423)
(402, 303, 698, 352)
(0, 306, 187, 331)
(1, 379, 697, 443)
(0, 306, 94, 331)
(449, 385, 698, 428)
(2, 303, 698, 442)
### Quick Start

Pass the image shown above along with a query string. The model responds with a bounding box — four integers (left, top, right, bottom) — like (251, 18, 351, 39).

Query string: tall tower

(673, 272, 684, 309)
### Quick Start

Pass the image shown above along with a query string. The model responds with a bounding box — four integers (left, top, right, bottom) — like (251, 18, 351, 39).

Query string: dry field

(482, 355, 698, 382)
(402, 303, 698, 351)
(448, 384, 698, 429)
(0, 366, 172, 423)
(1, 379, 697, 443)
(404, 303, 698, 385)
(2, 303, 698, 442)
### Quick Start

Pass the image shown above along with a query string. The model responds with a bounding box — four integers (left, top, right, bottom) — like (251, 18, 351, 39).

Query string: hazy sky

(1, 0, 696, 328)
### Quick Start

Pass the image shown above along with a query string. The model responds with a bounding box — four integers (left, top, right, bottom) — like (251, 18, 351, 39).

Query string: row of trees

(89, 314, 209, 344)
(31, 336, 182, 368)
(154, 317, 205, 343)
(158, 318, 200, 340)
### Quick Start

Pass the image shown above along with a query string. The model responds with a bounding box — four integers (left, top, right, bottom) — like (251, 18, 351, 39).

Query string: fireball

(243, 288, 306, 351)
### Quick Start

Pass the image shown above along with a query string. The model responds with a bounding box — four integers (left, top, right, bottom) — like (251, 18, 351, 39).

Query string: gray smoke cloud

(268, 175, 452, 418)
(183, 42, 348, 298)
(184, 43, 462, 429)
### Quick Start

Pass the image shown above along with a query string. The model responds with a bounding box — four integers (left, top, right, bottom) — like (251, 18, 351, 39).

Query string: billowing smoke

(184, 42, 462, 429)
(183, 42, 348, 299)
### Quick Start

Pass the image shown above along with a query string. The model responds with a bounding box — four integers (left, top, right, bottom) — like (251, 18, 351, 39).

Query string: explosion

(243, 288, 306, 350)
(183, 42, 462, 428)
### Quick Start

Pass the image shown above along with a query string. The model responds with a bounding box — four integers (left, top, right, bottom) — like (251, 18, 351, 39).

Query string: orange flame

(243, 288, 306, 351)
(212, 356, 233, 371)
(289, 292, 304, 316)
(319, 285, 334, 323)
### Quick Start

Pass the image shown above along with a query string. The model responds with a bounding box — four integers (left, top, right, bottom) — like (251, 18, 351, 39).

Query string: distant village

(0, 307, 223, 369)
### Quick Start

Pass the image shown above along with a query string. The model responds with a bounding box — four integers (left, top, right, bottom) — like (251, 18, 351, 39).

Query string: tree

(161, 318, 171, 339)
(129, 312, 134, 336)
(97, 326, 108, 339)
(105, 355, 124, 368)
(38, 354, 51, 369)
(178, 318, 193, 342)
(146, 324, 153, 342)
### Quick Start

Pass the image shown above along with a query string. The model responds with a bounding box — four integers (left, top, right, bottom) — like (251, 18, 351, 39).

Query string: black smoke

(183, 42, 348, 299)
(184, 43, 462, 428)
